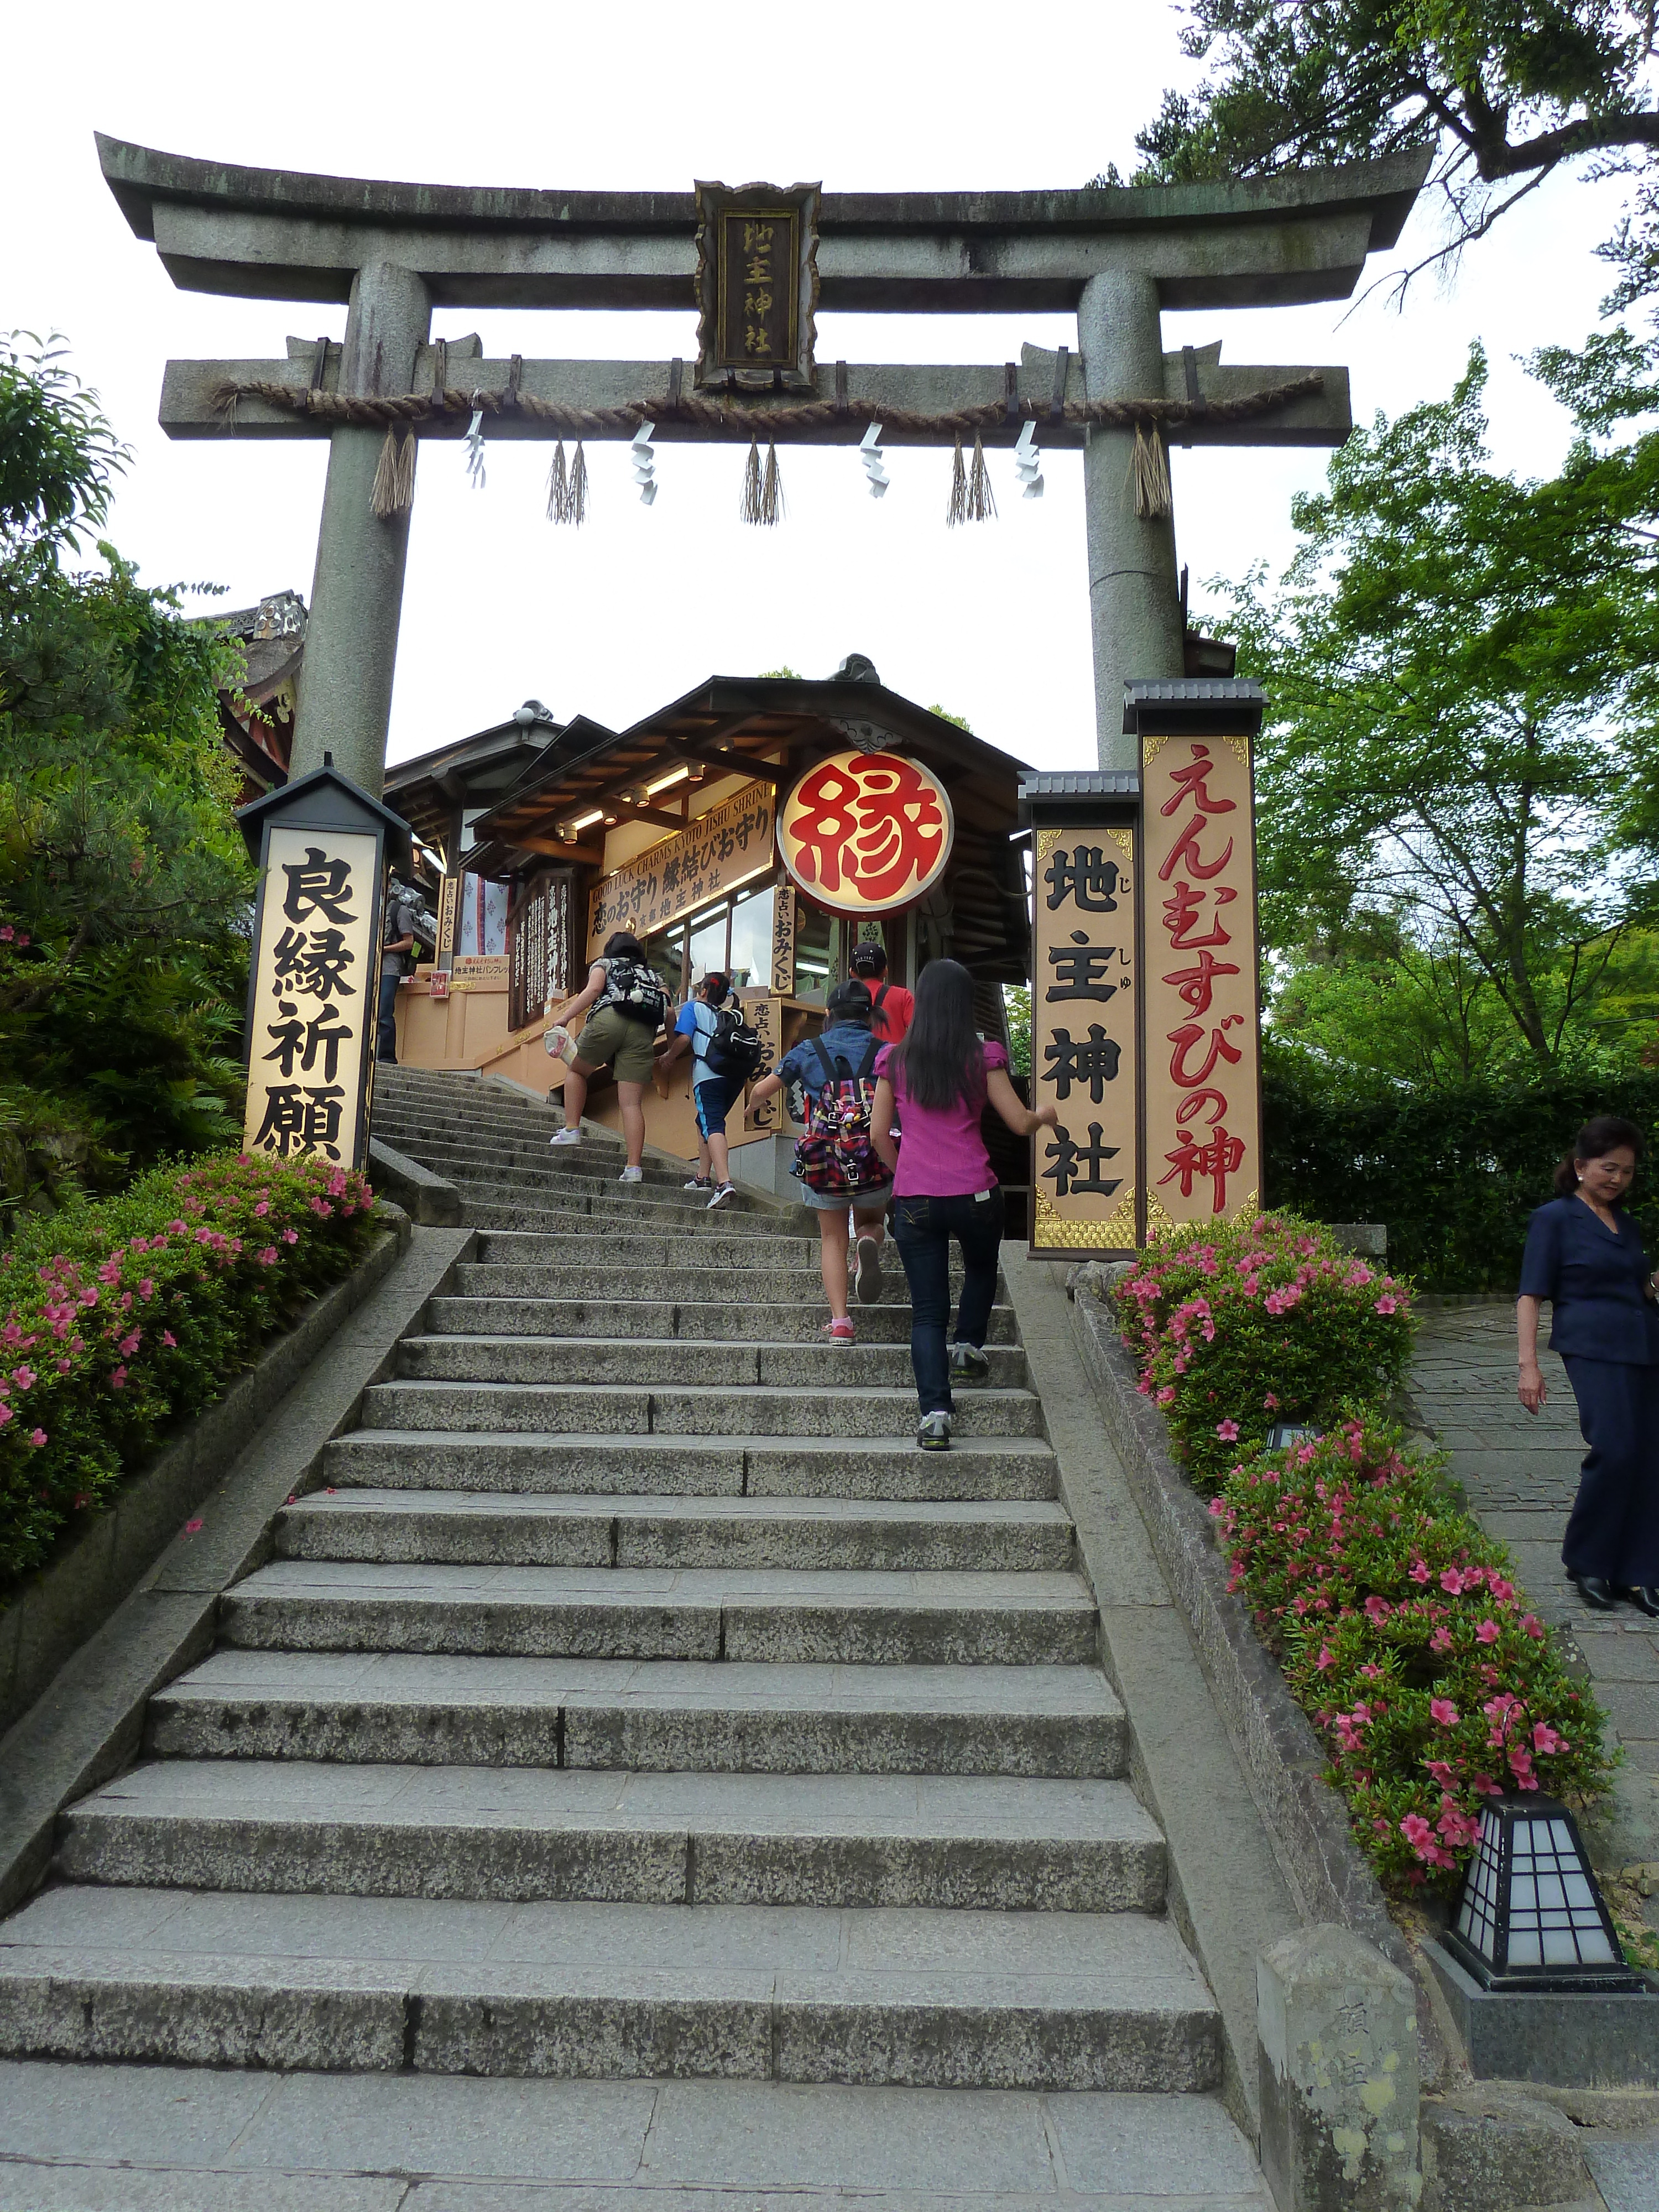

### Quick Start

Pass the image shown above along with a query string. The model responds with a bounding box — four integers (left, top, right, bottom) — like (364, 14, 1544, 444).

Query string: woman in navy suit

(1516, 1116, 1659, 1614)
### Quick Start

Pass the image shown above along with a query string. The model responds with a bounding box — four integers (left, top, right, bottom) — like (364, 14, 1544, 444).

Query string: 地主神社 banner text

(1030, 827, 1139, 1255)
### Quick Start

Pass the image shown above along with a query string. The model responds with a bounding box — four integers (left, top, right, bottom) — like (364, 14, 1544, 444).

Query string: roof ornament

(463, 397, 487, 489)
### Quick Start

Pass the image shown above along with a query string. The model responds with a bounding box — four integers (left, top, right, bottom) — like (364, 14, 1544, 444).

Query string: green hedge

(1, 1150, 377, 1589)
(1262, 1046, 1659, 1290)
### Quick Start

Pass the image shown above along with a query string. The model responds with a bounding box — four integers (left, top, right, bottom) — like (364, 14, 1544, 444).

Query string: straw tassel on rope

(546, 441, 570, 523)
(369, 426, 416, 519)
(740, 439, 784, 525)
(967, 434, 997, 523)
(567, 441, 589, 525)
(1131, 423, 1172, 520)
(946, 438, 968, 527)
(741, 437, 763, 525)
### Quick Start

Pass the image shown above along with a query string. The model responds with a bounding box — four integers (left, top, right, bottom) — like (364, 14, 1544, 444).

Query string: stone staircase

(0, 1065, 1250, 2176)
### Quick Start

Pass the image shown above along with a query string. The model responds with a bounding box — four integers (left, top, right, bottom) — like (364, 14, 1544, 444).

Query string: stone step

(461, 1193, 808, 1238)
(276, 1490, 1074, 1572)
(0, 1887, 1222, 2090)
(220, 1561, 1098, 1666)
(358, 1380, 1045, 1441)
(398, 1333, 1030, 1390)
(145, 1651, 1124, 1775)
(404, 1147, 744, 1199)
(53, 1762, 1165, 1913)
(324, 1429, 1057, 1501)
(471, 1230, 822, 1266)
(425, 1296, 1020, 1344)
(451, 1264, 998, 1306)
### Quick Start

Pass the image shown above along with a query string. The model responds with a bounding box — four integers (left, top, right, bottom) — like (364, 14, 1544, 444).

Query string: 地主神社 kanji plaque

(1030, 825, 1140, 1256)
(245, 827, 378, 1167)
(1140, 728, 1260, 1232)
(695, 181, 820, 392)
(777, 751, 954, 915)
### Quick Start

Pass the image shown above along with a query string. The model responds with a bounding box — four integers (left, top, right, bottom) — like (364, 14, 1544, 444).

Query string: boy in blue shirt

(656, 972, 743, 1209)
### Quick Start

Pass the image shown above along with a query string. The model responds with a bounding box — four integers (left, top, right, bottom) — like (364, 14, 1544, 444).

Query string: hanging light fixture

(1443, 1796, 1641, 1992)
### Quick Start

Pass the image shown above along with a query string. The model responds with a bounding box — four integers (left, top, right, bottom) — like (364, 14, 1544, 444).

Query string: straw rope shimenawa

(211, 373, 1325, 442)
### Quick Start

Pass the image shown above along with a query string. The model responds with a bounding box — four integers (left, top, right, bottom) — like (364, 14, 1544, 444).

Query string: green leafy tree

(1207, 343, 1659, 1070)
(0, 335, 253, 1230)
(1131, 0, 1659, 307)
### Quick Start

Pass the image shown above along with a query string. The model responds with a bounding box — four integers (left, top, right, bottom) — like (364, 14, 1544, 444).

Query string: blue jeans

(893, 1186, 1005, 1415)
(377, 969, 401, 1061)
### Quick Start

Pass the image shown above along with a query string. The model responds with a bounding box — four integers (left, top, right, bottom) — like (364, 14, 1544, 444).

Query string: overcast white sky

(2, 2, 1636, 775)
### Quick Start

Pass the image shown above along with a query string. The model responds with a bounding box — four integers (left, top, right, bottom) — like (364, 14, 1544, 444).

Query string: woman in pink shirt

(871, 959, 1057, 1451)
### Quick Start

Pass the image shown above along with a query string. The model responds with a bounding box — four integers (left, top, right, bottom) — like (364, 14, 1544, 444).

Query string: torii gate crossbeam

(98, 135, 1427, 790)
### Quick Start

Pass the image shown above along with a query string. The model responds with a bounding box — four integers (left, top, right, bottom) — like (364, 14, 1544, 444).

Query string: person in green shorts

(544, 931, 667, 1184)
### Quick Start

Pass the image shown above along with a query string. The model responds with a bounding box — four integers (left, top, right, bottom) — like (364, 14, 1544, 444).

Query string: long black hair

(1553, 1115, 1643, 1199)
(887, 958, 983, 1111)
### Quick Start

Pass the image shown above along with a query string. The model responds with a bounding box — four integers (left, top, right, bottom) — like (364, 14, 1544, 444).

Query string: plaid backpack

(791, 1035, 885, 1197)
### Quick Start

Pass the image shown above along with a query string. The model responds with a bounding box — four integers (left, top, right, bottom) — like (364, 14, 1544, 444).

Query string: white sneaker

(685, 1174, 713, 1191)
(618, 1165, 644, 1185)
(549, 1127, 582, 1147)
(706, 1182, 737, 1209)
(917, 1411, 953, 1452)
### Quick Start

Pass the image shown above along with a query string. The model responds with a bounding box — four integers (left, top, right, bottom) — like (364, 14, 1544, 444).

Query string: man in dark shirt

(377, 887, 419, 1062)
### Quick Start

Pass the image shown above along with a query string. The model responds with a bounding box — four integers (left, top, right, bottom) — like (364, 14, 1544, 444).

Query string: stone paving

(1409, 1301, 1658, 1912)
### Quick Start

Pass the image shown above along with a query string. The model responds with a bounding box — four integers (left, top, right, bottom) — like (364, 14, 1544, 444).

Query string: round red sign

(776, 750, 955, 914)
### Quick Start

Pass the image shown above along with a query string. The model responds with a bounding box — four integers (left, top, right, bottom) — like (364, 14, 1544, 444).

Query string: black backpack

(704, 1003, 764, 1082)
(602, 957, 670, 1027)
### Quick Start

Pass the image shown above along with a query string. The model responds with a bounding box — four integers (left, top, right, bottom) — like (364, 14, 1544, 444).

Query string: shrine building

(383, 658, 1033, 1191)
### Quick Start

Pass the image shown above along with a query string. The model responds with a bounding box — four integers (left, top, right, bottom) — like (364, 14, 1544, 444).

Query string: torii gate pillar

(295, 260, 431, 797)
(1079, 272, 1185, 771)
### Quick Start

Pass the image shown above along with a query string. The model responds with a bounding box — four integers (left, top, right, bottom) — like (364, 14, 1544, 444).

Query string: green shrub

(1213, 1418, 1614, 1893)
(1262, 1042, 1659, 1291)
(1112, 1211, 1416, 1491)
(0, 1150, 377, 1588)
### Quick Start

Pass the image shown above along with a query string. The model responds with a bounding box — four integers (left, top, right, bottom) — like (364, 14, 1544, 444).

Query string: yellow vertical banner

(743, 990, 784, 1130)
(1029, 826, 1139, 1256)
(244, 826, 379, 1170)
(770, 885, 796, 996)
(1139, 732, 1261, 1233)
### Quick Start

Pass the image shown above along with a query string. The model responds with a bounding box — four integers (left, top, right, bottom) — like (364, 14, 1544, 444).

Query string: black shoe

(1616, 1585, 1659, 1618)
(1572, 1574, 1617, 1610)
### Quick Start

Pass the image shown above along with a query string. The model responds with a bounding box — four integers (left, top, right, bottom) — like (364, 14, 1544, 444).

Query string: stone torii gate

(98, 136, 1426, 792)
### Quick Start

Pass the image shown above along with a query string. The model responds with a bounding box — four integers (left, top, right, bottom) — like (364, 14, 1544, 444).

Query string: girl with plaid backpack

(745, 979, 893, 1341)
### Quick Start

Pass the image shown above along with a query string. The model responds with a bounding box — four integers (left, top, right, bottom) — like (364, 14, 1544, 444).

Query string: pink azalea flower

(1532, 1722, 1566, 1755)
(109, 1366, 127, 1389)
(257, 1247, 278, 1266)
(1430, 1698, 1459, 1726)
(281, 1228, 299, 1245)
(1215, 1418, 1240, 1441)
(1314, 1646, 1335, 1671)
(138, 1279, 154, 1300)
(1374, 1294, 1399, 1314)
(161, 1331, 176, 1349)
(253, 1201, 270, 1218)
(1475, 1619, 1500, 1645)
(29, 1428, 46, 1447)
(12, 1365, 36, 1390)
(1262, 1392, 1280, 1410)
(1430, 1626, 1454, 1653)
(1439, 1567, 1465, 1595)
(1400, 1813, 1433, 1848)
(1424, 1758, 1457, 1785)
(1408, 1559, 1431, 1585)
